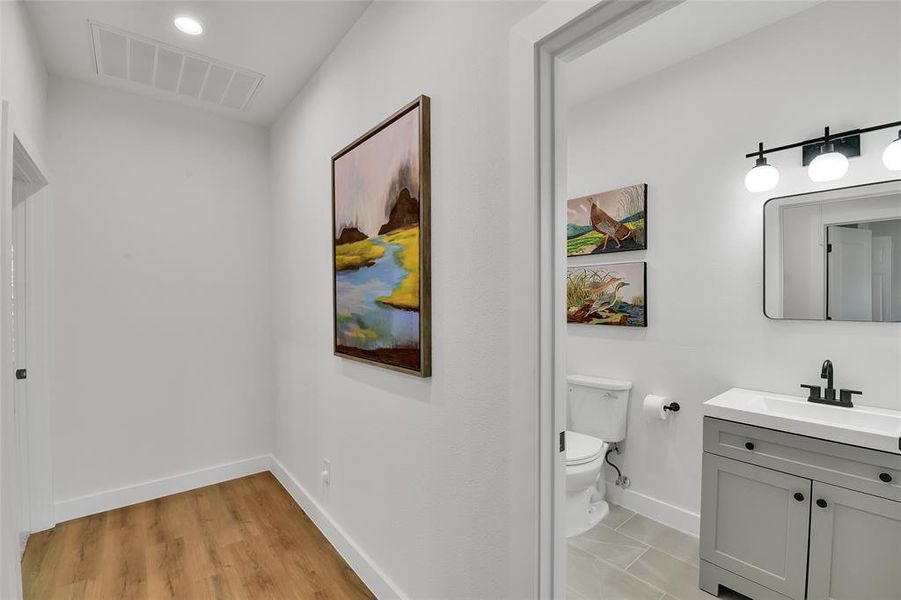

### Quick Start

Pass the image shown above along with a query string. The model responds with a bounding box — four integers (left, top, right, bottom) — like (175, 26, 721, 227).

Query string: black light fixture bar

(745, 119, 901, 159)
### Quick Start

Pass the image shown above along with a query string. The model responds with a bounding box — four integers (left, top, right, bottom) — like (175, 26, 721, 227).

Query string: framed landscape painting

(332, 96, 431, 377)
(567, 184, 647, 256)
(566, 262, 646, 327)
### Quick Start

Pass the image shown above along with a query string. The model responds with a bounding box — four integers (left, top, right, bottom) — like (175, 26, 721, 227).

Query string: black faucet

(801, 359, 862, 408)
(821, 360, 835, 400)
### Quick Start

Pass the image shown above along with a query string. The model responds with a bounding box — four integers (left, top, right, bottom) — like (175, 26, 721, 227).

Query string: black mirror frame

(762, 178, 901, 322)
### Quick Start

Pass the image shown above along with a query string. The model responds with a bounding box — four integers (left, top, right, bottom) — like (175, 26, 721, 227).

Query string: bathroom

(1, 1, 899, 599)
(553, 1, 900, 598)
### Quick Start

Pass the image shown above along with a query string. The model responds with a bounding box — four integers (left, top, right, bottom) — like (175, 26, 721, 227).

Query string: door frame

(1, 99, 53, 546)
(509, 2, 682, 596)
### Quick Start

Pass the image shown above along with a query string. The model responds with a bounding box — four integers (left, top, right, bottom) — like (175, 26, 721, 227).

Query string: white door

(827, 226, 873, 321)
(871, 236, 893, 322)
(11, 192, 30, 539)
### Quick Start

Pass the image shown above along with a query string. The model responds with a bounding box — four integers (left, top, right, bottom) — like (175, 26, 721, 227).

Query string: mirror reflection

(764, 180, 901, 321)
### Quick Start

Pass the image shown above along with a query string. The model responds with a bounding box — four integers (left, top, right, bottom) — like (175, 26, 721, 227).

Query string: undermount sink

(704, 388, 901, 454)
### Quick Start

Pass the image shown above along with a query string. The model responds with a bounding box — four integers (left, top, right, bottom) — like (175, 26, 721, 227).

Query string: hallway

(22, 473, 374, 599)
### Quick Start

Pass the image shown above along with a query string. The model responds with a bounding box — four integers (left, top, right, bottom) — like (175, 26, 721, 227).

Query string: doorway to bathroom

(511, 4, 683, 596)
(512, 1, 838, 597)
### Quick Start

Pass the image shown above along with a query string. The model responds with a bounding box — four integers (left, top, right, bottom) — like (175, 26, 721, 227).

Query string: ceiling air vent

(89, 21, 263, 111)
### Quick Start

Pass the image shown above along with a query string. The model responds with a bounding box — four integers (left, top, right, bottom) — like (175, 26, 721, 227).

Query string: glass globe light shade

(882, 135, 901, 171)
(808, 149, 848, 182)
(744, 160, 780, 192)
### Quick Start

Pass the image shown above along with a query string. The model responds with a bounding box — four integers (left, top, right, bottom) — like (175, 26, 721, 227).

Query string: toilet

(565, 374, 632, 538)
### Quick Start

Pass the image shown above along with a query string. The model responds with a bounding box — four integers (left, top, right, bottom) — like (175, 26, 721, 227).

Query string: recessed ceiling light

(174, 16, 203, 36)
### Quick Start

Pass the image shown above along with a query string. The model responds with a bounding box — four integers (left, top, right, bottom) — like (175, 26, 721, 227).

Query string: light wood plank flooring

(22, 472, 375, 600)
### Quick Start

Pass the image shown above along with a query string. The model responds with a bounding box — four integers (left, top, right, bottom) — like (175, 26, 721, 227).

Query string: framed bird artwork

(566, 184, 647, 256)
(566, 262, 646, 327)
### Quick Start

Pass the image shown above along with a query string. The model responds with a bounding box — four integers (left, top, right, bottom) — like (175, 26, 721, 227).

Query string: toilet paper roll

(643, 394, 669, 420)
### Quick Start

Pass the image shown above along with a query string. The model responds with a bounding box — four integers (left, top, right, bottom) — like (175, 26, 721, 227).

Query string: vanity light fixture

(174, 16, 204, 36)
(883, 129, 901, 171)
(744, 143, 780, 192)
(743, 119, 901, 191)
(808, 128, 849, 182)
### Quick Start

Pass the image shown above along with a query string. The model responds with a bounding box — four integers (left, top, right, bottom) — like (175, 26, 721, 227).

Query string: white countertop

(704, 388, 901, 455)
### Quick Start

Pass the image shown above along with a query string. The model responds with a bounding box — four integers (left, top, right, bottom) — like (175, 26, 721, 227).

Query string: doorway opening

(514, 1, 856, 596)
(1, 102, 51, 599)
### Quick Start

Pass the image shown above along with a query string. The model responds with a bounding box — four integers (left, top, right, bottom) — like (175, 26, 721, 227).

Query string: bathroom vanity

(699, 388, 901, 600)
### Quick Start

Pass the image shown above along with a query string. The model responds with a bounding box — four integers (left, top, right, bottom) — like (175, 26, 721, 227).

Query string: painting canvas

(566, 262, 646, 327)
(567, 184, 647, 256)
(332, 96, 431, 376)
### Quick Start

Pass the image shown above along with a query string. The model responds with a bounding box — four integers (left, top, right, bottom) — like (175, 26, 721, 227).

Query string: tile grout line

(569, 508, 702, 600)
(568, 543, 668, 599)
(612, 514, 700, 571)
(580, 510, 702, 600)
(613, 511, 638, 532)
(622, 545, 651, 571)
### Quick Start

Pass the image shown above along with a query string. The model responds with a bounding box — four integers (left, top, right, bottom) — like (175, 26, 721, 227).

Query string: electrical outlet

(321, 459, 331, 489)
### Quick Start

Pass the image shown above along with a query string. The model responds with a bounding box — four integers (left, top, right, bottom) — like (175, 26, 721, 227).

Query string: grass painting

(332, 97, 431, 376)
(567, 184, 647, 256)
(566, 263, 646, 327)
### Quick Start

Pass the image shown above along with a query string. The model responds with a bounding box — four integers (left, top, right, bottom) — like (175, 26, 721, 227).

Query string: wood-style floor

(22, 472, 375, 600)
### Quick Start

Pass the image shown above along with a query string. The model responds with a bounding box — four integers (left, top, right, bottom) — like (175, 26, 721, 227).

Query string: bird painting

(590, 203, 634, 251)
(566, 263, 646, 327)
(567, 274, 628, 321)
(566, 184, 646, 256)
(589, 280, 629, 316)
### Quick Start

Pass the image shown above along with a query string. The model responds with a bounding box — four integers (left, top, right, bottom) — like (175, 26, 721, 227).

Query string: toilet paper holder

(663, 402, 680, 413)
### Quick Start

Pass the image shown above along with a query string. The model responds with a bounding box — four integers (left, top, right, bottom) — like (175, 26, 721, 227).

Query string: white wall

(270, 2, 537, 598)
(1, 0, 47, 163)
(47, 78, 273, 512)
(566, 1, 901, 531)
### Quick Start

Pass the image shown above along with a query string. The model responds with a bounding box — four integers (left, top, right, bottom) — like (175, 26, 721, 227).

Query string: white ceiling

(564, 0, 822, 109)
(26, 1, 371, 125)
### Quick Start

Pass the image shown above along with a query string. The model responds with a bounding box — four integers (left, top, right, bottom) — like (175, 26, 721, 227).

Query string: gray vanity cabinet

(700, 417, 901, 600)
(700, 454, 810, 599)
(807, 482, 901, 600)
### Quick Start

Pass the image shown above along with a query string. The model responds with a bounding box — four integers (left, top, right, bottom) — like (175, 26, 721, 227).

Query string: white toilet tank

(567, 374, 633, 442)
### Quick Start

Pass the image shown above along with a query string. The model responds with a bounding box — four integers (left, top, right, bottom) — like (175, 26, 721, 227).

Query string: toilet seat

(565, 430, 605, 466)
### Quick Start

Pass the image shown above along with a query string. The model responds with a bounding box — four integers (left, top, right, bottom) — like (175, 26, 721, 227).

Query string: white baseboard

(54, 455, 272, 523)
(605, 480, 700, 537)
(269, 456, 404, 600)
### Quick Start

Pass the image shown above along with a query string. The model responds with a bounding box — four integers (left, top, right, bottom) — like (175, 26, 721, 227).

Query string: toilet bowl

(565, 374, 632, 538)
(565, 430, 609, 537)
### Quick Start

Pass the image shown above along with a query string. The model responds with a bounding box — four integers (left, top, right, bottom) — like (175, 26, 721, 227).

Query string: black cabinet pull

(793, 492, 805, 502)
(816, 499, 828, 508)
(745, 441, 755, 451)
(879, 472, 893, 483)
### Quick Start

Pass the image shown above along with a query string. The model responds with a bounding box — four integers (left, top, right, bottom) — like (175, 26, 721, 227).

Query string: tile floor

(567, 504, 748, 600)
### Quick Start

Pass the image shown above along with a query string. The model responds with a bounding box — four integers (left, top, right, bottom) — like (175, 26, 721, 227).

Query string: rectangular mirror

(764, 180, 901, 321)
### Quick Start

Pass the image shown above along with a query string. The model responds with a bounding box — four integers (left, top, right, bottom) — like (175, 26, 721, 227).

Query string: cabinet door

(808, 482, 901, 600)
(700, 454, 811, 599)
